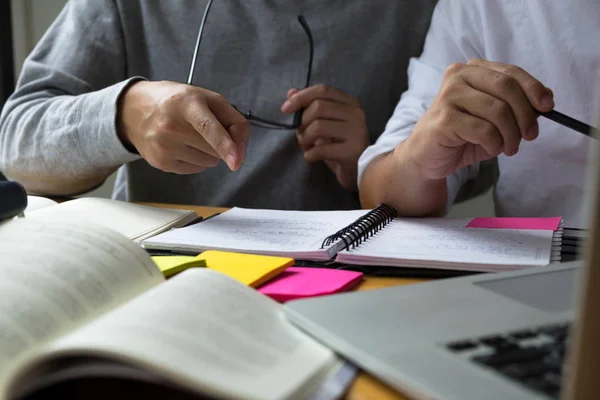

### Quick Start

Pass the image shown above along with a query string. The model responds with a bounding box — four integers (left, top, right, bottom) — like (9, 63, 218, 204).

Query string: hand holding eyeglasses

(117, 81, 249, 174)
(282, 84, 370, 191)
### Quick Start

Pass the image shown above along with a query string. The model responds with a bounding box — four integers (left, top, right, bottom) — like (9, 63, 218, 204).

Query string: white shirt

(358, 0, 600, 228)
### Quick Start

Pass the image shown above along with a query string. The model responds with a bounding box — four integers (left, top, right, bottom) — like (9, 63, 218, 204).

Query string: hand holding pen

(400, 59, 596, 183)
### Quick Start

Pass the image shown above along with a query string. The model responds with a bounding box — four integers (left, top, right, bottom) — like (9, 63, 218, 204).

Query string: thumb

(228, 122, 249, 164)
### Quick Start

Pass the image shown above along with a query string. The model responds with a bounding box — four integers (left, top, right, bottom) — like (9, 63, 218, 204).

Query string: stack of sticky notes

(152, 250, 294, 286)
(257, 267, 363, 302)
(152, 250, 364, 302)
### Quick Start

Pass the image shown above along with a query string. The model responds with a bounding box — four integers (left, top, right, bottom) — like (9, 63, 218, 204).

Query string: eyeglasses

(187, 0, 314, 130)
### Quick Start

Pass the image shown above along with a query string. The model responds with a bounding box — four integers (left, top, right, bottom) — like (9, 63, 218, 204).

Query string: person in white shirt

(358, 0, 599, 229)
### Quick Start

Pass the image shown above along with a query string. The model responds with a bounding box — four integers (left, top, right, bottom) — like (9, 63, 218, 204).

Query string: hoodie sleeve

(0, 0, 143, 196)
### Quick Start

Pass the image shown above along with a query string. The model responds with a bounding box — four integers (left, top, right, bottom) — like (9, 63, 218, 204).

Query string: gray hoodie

(0, 0, 437, 210)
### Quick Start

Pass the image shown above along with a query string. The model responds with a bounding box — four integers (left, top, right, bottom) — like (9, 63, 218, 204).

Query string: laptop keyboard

(445, 322, 570, 399)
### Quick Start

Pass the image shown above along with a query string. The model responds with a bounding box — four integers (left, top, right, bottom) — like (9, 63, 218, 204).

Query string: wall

(9, 0, 494, 216)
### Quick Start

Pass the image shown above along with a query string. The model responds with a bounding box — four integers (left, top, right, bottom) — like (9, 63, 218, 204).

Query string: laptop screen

(475, 267, 580, 312)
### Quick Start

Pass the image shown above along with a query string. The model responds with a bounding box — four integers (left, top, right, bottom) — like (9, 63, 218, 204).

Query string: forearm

(359, 141, 448, 216)
(0, 80, 141, 196)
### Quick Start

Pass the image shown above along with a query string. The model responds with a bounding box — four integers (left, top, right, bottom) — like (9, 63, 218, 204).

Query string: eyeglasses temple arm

(188, 0, 215, 85)
(295, 15, 314, 128)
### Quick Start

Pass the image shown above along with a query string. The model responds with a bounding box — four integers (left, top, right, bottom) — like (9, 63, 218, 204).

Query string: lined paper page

(142, 208, 367, 260)
(336, 219, 555, 271)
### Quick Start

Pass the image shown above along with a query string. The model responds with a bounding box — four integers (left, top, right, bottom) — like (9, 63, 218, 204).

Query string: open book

(0, 218, 351, 400)
(21, 196, 198, 242)
(142, 205, 563, 272)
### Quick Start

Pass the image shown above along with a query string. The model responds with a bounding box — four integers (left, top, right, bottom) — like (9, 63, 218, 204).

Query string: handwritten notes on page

(335, 218, 556, 271)
(142, 207, 367, 260)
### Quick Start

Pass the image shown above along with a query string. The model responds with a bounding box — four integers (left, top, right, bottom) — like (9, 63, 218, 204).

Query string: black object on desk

(0, 180, 27, 221)
(0, 0, 15, 109)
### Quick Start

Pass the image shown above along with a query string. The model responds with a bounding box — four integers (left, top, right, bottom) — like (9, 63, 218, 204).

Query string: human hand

(281, 84, 369, 191)
(404, 59, 555, 181)
(117, 80, 249, 174)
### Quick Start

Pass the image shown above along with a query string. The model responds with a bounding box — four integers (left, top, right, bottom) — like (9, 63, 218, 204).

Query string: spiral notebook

(142, 205, 563, 272)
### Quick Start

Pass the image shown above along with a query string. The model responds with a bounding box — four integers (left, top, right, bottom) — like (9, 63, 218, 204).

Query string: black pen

(540, 110, 595, 137)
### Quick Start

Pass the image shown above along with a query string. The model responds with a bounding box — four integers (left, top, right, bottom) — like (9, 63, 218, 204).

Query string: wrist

(389, 139, 448, 216)
(394, 135, 442, 185)
(116, 80, 145, 154)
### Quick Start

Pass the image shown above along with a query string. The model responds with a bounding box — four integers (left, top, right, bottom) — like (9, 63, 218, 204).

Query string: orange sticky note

(199, 250, 293, 287)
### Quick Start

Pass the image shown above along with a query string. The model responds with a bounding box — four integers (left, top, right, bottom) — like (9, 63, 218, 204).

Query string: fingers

(170, 160, 208, 175)
(145, 143, 215, 175)
(451, 88, 523, 155)
(451, 64, 536, 145)
(281, 84, 359, 113)
(228, 123, 248, 164)
(461, 60, 552, 141)
(467, 59, 554, 111)
(446, 109, 505, 157)
(181, 94, 242, 171)
(303, 142, 348, 163)
(204, 91, 250, 165)
(204, 91, 250, 132)
(174, 145, 221, 168)
(172, 126, 219, 158)
(297, 120, 347, 151)
(301, 100, 360, 126)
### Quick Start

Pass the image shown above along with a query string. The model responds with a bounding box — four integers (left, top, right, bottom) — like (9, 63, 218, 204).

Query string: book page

(27, 197, 197, 241)
(14, 269, 338, 400)
(0, 218, 164, 383)
(23, 196, 58, 214)
(142, 207, 367, 259)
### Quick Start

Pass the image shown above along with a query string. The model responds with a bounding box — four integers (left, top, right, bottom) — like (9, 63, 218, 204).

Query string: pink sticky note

(257, 267, 363, 303)
(466, 217, 562, 230)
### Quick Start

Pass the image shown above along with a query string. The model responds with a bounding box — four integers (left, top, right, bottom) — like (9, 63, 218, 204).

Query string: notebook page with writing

(335, 218, 556, 272)
(142, 207, 368, 260)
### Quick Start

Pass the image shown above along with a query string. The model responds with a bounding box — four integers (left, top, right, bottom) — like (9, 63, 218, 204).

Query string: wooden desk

(143, 203, 429, 400)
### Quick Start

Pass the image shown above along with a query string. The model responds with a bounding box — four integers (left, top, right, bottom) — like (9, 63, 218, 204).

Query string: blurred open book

(0, 217, 352, 400)
(22, 196, 198, 242)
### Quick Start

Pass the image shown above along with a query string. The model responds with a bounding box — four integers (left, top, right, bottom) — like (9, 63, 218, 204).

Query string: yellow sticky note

(200, 250, 293, 287)
(152, 256, 206, 278)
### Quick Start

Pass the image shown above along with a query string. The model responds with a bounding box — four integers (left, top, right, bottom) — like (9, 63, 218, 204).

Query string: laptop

(283, 103, 600, 398)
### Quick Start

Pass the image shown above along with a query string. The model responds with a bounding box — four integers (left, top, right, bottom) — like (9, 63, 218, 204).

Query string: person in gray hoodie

(0, 0, 439, 210)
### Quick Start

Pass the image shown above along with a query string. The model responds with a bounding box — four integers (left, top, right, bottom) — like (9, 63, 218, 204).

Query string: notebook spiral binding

(321, 204, 397, 251)
(551, 219, 564, 263)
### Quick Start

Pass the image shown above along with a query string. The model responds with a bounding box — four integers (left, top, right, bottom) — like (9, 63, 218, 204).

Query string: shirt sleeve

(357, 0, 484, 212)
(0, 0, 144, 196)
